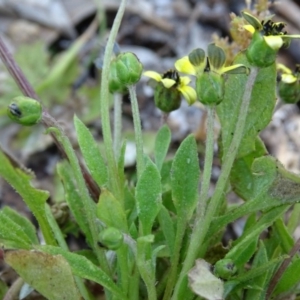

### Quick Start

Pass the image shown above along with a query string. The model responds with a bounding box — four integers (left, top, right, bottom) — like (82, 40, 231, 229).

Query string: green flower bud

(214, 258, 237, 280)
(246, 31, 278, 67)
(98, 227, 123, 250)
(109, 52, 143, 93)
(7, 96, 42, 126)
(279, 79, 300, 104)
(196, 71, 224, 105)
(154, 82, 181, 113)
(51, 202, 69, 225)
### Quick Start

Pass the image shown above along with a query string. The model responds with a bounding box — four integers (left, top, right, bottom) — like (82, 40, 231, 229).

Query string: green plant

(1, 1, 300, 299)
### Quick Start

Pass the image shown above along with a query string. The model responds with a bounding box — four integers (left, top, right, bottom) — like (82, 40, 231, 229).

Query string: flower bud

(246, 31, 278, 67)
(154, 82, 181, 112)
(109, 52, 143, 93)
(278, 75, 300, 104)
(196, 72, 224, 105)
(214, 258, 237, 279)
(98, 227, 123, 250)
(7, 96, 42, 126)
(51, 202, 69, 225)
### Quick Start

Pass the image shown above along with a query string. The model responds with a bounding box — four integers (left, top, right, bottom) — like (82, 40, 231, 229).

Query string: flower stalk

(172, 66, 259, 299)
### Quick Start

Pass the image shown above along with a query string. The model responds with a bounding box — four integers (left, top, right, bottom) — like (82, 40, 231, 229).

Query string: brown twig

(266, 237, 300, 298)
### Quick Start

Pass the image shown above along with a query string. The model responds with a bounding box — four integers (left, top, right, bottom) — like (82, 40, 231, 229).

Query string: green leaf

(0, 211, 32, 249)
(224, 255, 286, 297)
(217, 52, 276, 158)
(1, 206, 38, 244)
(136, 160, 162, 235)
(5, 249, 80, 300)
(97, 189, 128, 231)
(158, 205, 175, 257)
(117, 140, 127, 189)
(230, 137, 267, 201)
(40, 245, 128, 299)
(244, 242, 272, 300)
(136, 235, 157, 299)
(0, 147, 56, 245)
(209, 155, 300, 236)
(171, 135, 200, 221)
(273, 218, 294, 254)
(225, 206, 288, 267)
(154, 125, 171, 171)
(74, 115, 108, 188)
(273, 258, 300, 297)
(57, 161, 93, 246)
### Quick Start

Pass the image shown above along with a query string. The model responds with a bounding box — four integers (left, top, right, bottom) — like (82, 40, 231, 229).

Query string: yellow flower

(277, 63, 300, 104)
(175, 44, 248, 105)
(242, 12, 300, 67)
(277, 63, 298, 84)
(143, 70, 197, 111)
(175, 44, 248, 77)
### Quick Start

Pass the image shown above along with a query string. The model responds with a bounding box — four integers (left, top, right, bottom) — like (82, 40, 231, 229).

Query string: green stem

(163, 219, 187, 300)
(197, 105, 215, 217)
(113, 93, 123, 157)
(45, 204, 92, 300)
(128, 263, 139, 300)
(172, 67, 259, 299)
(116, 245, 129, 297)
(128, 85, 145, 178)
(99, 0, 127, 197)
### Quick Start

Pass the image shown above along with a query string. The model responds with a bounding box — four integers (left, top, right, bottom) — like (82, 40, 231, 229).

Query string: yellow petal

(243, 25, 255, 34)
(283, 35, 300, 39)
(161, 78, 176, 88)
(180, 76, 191, 85)
(143, 71, 162, 82)
(221, 64, 249, 75)
(175, 56, 197, 75)
(264, 36, 283, 50)
(277, 63, 292, 74)
(177, 85, 197, 105)
(281, 74, 297, 84)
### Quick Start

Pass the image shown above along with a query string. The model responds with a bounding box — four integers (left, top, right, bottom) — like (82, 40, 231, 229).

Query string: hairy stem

(113, 93, 123, 157)
(128, 85, 145, 178)
(99, 0, 127, 198)
(172, 67, 259, 299)
(197, 106, 215, 217)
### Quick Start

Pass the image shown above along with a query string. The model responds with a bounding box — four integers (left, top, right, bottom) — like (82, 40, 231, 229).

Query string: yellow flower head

(143, 69, 197, 107)
(175, 44, 248, 77)
(277, 63, 300, 104)
(174, 44, 248, 105)
(242, 12, 300, 67)
(277, 63, 300, 84)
